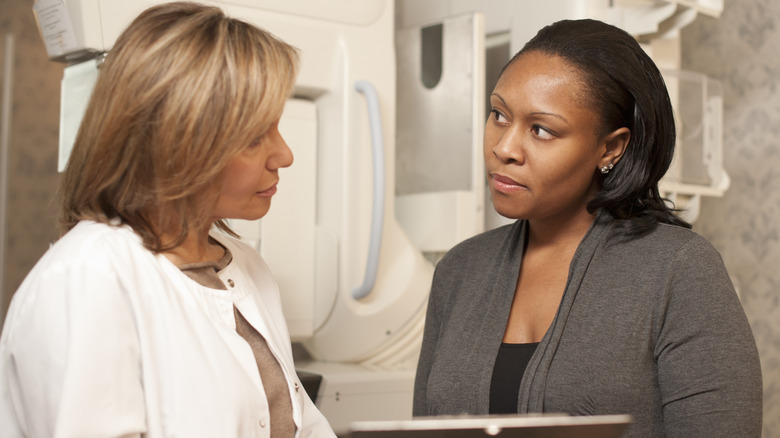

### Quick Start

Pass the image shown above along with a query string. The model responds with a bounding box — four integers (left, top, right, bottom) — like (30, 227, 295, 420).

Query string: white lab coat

(0, 220, 336, 438)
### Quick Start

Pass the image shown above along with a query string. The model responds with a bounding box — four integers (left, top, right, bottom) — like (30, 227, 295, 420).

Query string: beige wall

(682, 0, 780, 435)
(0, 0, 63, 322)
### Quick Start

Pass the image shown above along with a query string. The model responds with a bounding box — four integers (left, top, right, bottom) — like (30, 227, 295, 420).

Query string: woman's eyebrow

(490, 93, 507, 106)
(530, 111, 569, 123)
(491, 93, 569, 123)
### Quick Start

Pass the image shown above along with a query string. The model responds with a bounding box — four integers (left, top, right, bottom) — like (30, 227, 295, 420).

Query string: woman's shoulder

(7, 221, 151, 325)
(604, 221, 725, 274)
(12, 221, 155, 296)
(619, 221, 716, 253)
(436, 221, 522, 273)
(40, 220, 145, 265)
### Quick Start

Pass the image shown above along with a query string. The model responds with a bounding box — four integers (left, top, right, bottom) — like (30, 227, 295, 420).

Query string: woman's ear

(601, 127, 630, 167)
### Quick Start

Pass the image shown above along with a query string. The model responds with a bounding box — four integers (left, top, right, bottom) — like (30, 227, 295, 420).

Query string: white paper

(33, 0, 79, 59)
(59, 59, 99, 172)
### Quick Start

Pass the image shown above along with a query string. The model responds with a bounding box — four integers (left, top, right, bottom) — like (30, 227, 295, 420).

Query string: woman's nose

(267, 127, 294, 170)
(491, 128, 525, 165)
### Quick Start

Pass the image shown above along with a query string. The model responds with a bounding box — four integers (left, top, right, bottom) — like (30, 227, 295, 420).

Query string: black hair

(508, 19, 691, 236)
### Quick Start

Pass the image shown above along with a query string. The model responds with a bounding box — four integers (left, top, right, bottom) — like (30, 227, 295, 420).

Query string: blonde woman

(0, 2, 335, 437)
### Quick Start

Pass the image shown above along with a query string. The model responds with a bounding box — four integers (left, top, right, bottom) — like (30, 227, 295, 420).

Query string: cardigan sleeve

(412, 223, 521, 417)
(412, 263, 448, 417)
(654, 236, 762, 437)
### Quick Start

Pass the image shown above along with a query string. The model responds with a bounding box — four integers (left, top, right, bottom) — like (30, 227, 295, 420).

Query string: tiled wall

(0, 0, 63, 319)
(682, 0, 780, 435)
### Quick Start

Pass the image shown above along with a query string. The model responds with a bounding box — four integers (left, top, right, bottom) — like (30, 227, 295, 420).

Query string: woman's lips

(491, 173, 526, 193)
(257, 183, 278, 197)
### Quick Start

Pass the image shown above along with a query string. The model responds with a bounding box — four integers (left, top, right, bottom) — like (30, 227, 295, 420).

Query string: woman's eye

(248, 136, 263, 148)
(490, 109, 508, 124)
(531, 124, 555, 140)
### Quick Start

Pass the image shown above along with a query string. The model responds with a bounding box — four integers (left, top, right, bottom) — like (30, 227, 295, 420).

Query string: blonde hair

(59, 1, 299, 252)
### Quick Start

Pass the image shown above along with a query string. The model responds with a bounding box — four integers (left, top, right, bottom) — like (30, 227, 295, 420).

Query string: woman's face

(485, 51, 609, 223)
(211, 121, 293, 221)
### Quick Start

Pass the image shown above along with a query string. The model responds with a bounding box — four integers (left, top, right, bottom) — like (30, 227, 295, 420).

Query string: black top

(489, 342, 539, 414)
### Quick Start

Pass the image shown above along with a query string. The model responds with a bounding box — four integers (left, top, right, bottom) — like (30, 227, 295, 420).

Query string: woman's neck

(525, 209, 597, 252)
(160, 225, 224, 267)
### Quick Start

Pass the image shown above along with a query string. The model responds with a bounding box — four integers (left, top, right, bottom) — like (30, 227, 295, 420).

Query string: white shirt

(0, 221, 336, 438)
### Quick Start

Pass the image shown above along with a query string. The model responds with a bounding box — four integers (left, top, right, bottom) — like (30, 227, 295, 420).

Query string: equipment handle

(351, 80, 385, 300)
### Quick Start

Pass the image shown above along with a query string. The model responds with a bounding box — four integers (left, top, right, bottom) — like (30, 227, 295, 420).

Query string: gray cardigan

(413, 212, 762, 437)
